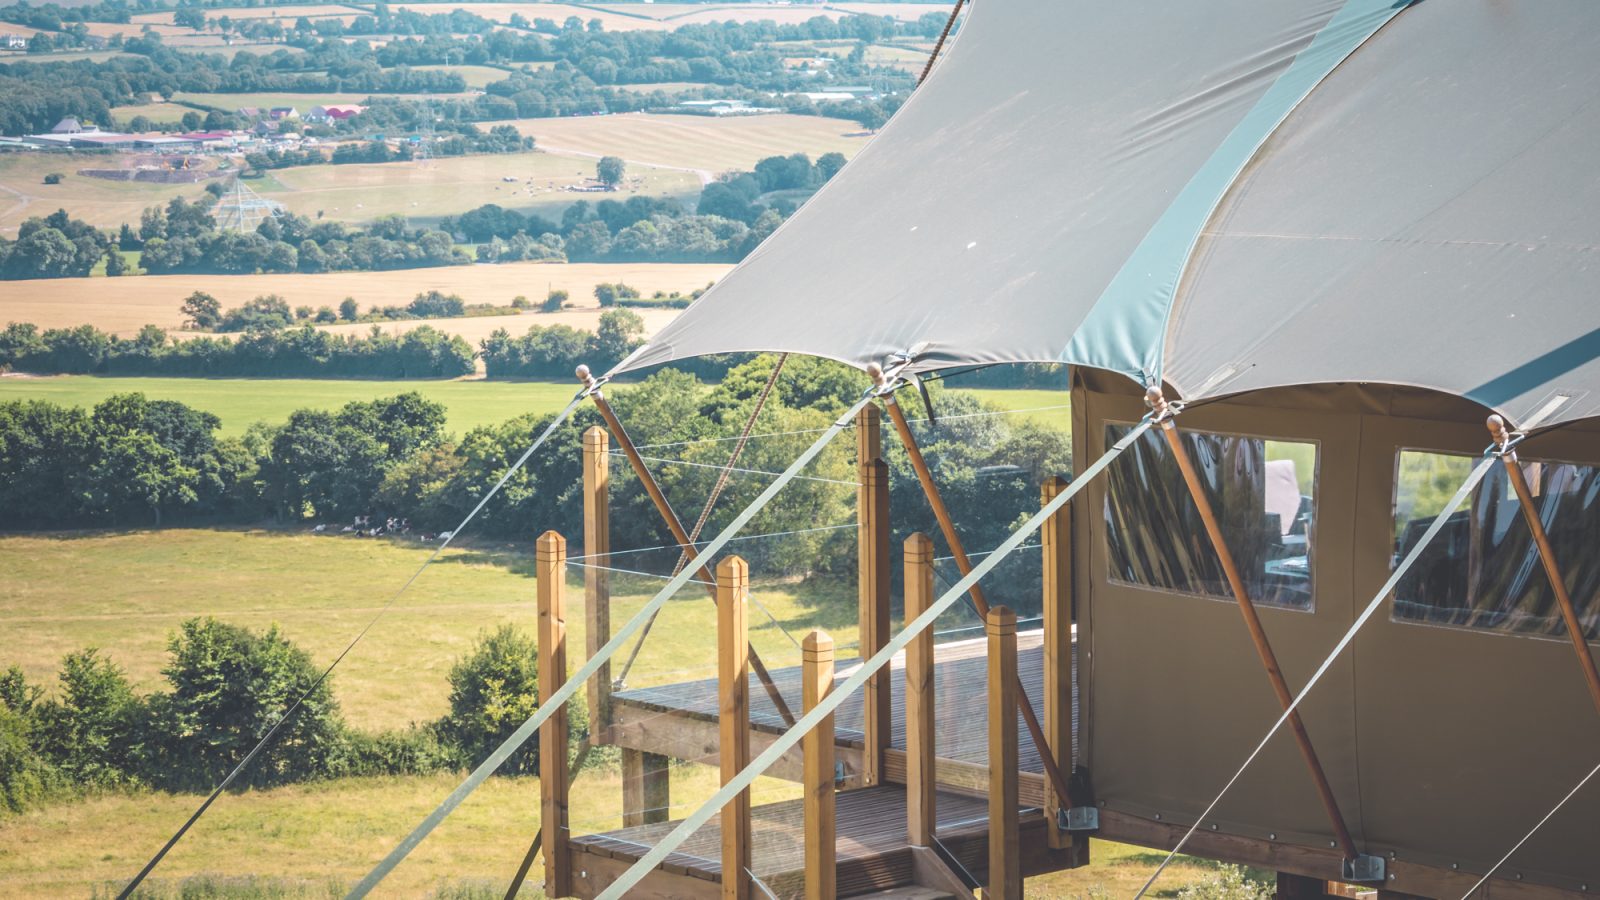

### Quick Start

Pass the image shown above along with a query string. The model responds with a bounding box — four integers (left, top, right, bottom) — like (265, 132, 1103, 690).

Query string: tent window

(1104, 424, 1316, 611)
(1393, 450, 1600, 641)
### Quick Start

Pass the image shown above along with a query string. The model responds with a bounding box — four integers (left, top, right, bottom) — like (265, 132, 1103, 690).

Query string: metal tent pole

(577, 366, 798, 728)
(880, 392, 1080, 818)
(1146, 388, 1359, 862)
(1488, 415, 1600, 718)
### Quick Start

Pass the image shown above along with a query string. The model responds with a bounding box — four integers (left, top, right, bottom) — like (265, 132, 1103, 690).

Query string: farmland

(253, 148, 703, 223)
(172, 91, 395, 113)
(105, 102, 205, 126)
(0, 260, 730, 334)
(509, 113, 870, 177)
(0, 152, 218, 234)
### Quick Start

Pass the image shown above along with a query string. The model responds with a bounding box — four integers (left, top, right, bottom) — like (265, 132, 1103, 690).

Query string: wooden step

(849, 888, 960, 900)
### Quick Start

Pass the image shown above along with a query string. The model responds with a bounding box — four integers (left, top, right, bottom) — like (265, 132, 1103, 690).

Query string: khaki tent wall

(1072, 370, 1600, 890)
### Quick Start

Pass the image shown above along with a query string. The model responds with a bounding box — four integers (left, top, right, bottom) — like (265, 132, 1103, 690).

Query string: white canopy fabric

(614, 0, 1600, 430)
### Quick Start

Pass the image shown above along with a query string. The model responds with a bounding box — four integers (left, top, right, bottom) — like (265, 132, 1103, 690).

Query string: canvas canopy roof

(615, 0, 1600, 430)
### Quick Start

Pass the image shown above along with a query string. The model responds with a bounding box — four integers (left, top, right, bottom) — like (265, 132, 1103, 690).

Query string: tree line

(0, 321, 475, 379)
(1, 618, 590, 813)
(0, 356, 1070, 599)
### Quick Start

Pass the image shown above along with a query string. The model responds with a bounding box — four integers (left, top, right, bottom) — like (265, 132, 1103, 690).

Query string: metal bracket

(1342, 854, 1386, 883)
(1059, 806, 1100, 832)
(834, 761, 846, 785)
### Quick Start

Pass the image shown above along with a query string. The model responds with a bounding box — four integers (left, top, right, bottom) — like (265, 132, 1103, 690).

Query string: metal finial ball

(1486, 413, 1509, 444)
(865, 362, 885, 385)
(575, 364, 591, 382)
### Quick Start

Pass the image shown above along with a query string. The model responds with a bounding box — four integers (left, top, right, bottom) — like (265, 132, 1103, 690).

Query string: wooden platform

(608, 630, 1072, 787)
(568, 784, 1050, 899)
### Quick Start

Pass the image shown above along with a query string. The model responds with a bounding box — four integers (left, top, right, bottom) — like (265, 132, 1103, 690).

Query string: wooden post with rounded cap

(904, 532, 937, 846)
(717, 556, 752, 900)
(582, 425, 611, 742)
(1488, 414, 1600, 719)
(857, 403, 891, 788)
(802, 630, 836, 900)
(536, 531, 571, 898)
(985, 606, 1021, 900)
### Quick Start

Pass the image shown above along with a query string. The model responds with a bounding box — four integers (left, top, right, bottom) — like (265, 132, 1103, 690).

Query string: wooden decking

(609, 630, 1072, 778)
(570, 785, 993, 896)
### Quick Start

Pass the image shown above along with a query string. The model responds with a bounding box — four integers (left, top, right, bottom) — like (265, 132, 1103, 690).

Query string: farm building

(115, 0, 1600, 898)
(308, 103, 366, 122)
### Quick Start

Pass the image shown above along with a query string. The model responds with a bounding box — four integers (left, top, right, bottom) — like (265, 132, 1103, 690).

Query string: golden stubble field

(508, 113, 870, 177)
(0, 261, 728, 334)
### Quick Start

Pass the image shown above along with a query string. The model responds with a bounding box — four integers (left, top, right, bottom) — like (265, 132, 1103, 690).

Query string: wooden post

(1489, 415, 1600, 720)
(1152, 396, 1358, 861)
(621, 749, 670, 828)
(718, 556, 752, 900)
(1277, 872, 1329, 898)
(803, 630, 836, 900)
(904, 533, 937, 846)
(536, 531, 571, 898)
(582, 425, 612, 743)
(985, 606, 1021, 900)
(1040, 475, 1074, 848)
(857, 405, 891, 787)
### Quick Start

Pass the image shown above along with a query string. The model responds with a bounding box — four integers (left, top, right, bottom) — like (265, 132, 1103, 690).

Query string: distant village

(0, 105, 367, 154)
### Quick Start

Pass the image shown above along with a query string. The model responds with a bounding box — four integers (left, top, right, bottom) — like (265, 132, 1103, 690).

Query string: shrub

(43, 173, 63, 185)
(33, 649, 146, 787)
(1175, 865, 1274, 900)
(510, 295, 530, 310)
(145, 618, 345, 791)
(542, 289, 568, 312)
(438, 624, 589, 776)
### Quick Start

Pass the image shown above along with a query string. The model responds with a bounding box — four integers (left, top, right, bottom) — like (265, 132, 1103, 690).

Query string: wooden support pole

(858, 403, 891, 787)
(584, 381, 798, 729)
(718, 556, 752, 900)
(536, 531, 572, 899)
(802, 630, 836, 900)
(882, 395, 1075, 819)
(621, 749, 670, 828)
(904, 532, 937, 847)
(1040, 475, 1074, 848)
(1153, 406, 1358, 861)
(1489, 416, 1600, 720)
(582, 425, 612, 742)
(985, 606, 1021, 900)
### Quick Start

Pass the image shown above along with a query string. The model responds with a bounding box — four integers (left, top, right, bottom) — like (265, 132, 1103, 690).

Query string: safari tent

(126, 0, 1600, 897)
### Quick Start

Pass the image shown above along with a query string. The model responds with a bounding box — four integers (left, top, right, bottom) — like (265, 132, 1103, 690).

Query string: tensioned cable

(345, 391, 876, 899)
(568, 523, 854, 559)
(917, 0, 966, 86)
(1460, 758, 1600, 898)
(115, 389, 591, 900)
(595, 418, 1155, 900)
(628, 401, 1070, 452)
(1132, 452, 1499, 899)
(631, 453, 857, 486)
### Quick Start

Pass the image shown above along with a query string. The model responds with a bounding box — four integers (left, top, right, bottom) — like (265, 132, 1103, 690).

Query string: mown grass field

(507, 113, 869, 177)
(107, 102, 206, 126)
(0, 260, 729, 334)
(254, 148, 702, 223)
(405, 63, 514, 88)
(0, 376, 1068, 437)
(0, 152, 215, 234)
(173, 91, 395, 113)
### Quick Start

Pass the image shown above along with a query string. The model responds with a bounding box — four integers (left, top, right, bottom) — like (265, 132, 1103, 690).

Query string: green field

(0, 152, 217, 234)
(172, 91, 389, 112)
(0, 376, 1070, 436)
(404, 63, 513, 88)
(107, 102, 205, 126)
(0, 377, 583, 437)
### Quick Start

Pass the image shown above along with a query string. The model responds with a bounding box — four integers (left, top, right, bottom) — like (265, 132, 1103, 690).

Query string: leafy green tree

(542, 289, 567, 312)
(146, 618, 344, 791)
(593, 308, 645, 369)
(339, 297, 360, 321)
(42, 173, 63, 185)
(180, 291, 222, 330)
(34, 649, 145, 786)
(816, 151, 847, 182)
(439, 624, 588, 775)
(596, 155, 625, 189)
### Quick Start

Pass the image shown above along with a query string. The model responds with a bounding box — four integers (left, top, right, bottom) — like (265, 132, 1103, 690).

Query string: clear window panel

(1104, 424, 1317, 611)
(1393, 450, 1600, 640)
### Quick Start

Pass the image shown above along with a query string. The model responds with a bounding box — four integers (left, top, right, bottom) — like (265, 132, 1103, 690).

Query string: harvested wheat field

(508, 113, 870, 178)
(0, 262, 728, 334)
